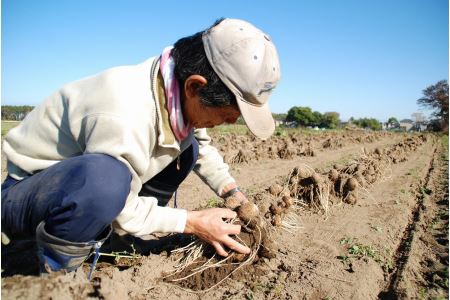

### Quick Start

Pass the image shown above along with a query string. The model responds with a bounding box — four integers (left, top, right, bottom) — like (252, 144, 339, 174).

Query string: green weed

(420, 186, 432, 195)
(337, 255, 350, 266)
(339, 237, 354, 245)
(245, 290, 254, 300)
(418, 286, 427, 299)
(204, 197, 224, 208)
(339, 237, 393, 272)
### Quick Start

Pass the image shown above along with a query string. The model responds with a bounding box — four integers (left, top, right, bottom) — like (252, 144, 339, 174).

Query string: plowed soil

(1, 131, 448, 300)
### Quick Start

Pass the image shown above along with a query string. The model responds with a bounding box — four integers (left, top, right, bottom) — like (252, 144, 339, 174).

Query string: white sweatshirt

(3, 57, 236, 236)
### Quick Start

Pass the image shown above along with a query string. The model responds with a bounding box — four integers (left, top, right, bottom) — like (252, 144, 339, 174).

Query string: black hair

(171, 18, 237, 107)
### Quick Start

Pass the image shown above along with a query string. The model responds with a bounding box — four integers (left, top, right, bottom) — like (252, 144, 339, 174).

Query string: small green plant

(274, 129, 286, 136)
(204, 197, 224, 208)
(418, 286, 427, 299)
(400, 188, 412, 197)
(245, 290, 254, 300)
(348, 244, 377, 259)
(339, 237, 393, 272)
(438, 210, 449, 220)
(339, 237, 354, 245)
(100, 242, 139, 261)
(420, 186, 432, 195)
(428, 218, 439, 230)
(337, 255, 350, 266)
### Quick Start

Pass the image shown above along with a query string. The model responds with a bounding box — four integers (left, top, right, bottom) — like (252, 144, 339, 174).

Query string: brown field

(1, 129, 448, 300)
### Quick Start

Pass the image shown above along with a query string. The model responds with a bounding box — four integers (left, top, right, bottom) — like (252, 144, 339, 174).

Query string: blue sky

(2, 0, 448, 122)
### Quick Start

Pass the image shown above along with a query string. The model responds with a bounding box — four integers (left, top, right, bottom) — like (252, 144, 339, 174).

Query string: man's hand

(184, 208, 251, 257)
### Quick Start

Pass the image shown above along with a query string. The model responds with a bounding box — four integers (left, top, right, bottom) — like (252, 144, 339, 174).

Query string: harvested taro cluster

(164, 187, 300, 291)
(283, 134, 429, 210)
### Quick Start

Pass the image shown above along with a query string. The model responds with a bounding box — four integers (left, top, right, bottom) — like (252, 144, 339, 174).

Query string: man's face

(183, 95, 241, 128)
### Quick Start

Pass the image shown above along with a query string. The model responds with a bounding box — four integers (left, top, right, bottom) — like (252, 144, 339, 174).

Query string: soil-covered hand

(184, 208, 251, 257)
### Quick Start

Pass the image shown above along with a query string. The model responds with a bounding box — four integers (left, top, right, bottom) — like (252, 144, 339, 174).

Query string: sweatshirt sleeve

(78, 114, 187, 236)
(193, 128, 236, 195)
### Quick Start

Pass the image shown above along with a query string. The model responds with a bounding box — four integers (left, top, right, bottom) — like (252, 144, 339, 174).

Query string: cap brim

(236, 96, 275, 140)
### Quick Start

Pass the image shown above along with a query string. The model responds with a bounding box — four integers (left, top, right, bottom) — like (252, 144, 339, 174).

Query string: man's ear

(184, 75, 207, 99)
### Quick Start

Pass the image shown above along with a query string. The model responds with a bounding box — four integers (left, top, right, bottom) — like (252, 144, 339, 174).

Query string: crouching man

(1, 18, 280, 273)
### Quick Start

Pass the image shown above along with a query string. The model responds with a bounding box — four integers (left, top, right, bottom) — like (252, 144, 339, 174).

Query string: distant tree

(387, 117, 400, 128)
(1, 105, 34, 120)
(286, 106, 317, 127)
(321, 112, 340, 129)
(272, 113, 287, 121)
(353, 117, 382, 131)
(417, 80, 449, 132)
(311, 111, 322, 127)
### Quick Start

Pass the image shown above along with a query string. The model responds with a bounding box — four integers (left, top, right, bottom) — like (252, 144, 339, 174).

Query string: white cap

(202, 18, 281, 139)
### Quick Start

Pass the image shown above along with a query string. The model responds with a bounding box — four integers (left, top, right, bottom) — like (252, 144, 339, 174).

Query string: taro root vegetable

(311, 173, 323, 185)
(355, 174, 365, 187)
(225, 196, 241, 210)
(298, 167, 311, 179)
(346, 178, 358, 191)
(259, 239, 278, 259)
(271, 214, 282, 226)
(279, 190, 291, 198)
(259, 202, 271, 215)
(345, 193, 357, 204)
(355, 164, 364, 172)
(277, 200, 287, 209)
(329, 169, 339, 182)
(238, 202, 259, 223)
(282, 195, 294, 208)
(234, 253, 247, 262)
(269, 184, 283, 196)
(269, 203, 283, 215)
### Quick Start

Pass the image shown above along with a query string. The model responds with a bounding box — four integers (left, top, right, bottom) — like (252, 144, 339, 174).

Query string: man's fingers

(222, 236, 251, 254)
(212, 241, 229, 257)
(220, 208, 237, 219)
(222, 223, 241, 235)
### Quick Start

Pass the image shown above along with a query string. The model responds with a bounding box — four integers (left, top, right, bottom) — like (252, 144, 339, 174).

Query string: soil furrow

(378, 145, 438, 299)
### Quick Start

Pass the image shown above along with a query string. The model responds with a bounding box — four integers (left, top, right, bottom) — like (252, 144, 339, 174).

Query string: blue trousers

(2, 140, 199, 243)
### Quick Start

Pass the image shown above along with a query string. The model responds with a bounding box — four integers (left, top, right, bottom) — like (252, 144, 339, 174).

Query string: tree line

(284, 106, 382, 130)
(281, 80, 448, 132)
(1, 106, 34, 121)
